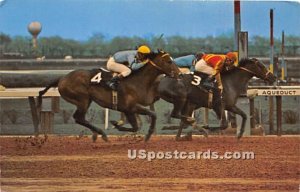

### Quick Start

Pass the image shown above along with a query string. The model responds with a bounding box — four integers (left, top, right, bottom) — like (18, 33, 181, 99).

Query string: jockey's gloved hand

(207, 75, 215, 82)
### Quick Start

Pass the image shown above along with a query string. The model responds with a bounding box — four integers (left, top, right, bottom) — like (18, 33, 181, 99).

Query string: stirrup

(107, 81, 118, 90)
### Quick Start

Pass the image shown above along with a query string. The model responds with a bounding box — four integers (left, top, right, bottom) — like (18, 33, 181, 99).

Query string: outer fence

(1, 86, 299, 136)
(247, 86, 300, 135)
(0, 88, 60, 134)
(0, 88, 113, 135)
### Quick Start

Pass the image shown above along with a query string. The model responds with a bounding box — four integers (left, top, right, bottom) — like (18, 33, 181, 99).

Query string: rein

(148, 53, 170, 72)
(238, 60, 270, 80)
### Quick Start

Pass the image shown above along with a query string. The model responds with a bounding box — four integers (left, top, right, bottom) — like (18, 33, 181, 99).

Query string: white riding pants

(194, 59, 214, 75)
(106, 57, 132, 77)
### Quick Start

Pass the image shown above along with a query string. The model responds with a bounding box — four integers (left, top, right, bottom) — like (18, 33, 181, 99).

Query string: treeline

(1, 32, 299, 58)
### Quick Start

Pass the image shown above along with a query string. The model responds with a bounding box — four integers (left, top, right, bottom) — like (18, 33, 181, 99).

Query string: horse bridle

(238, 59, 271, 80)
(148, 53, 177, 77)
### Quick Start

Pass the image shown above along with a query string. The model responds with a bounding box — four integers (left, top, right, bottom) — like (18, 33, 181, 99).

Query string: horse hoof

(185, 132, 193, 141)
(187, 117, 196, 123)
(102, 134, 109, 142)
(182, 117, 195, 124)
(92, 133, 98, 142)
(202, 125, 209, 129)
(237, 133, 243, 140)
(110, 120, 121, 130)
(144, 134, 152, 142)
(116, 120, 124, 126)
(200, 128, 209, 138)
(110, 120, 118, 126)
(175, 136, 192, 142)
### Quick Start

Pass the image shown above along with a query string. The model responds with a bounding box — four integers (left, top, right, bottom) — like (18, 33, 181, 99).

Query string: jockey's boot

(106, 75, 123, 90)
(202, 76, 215, 90)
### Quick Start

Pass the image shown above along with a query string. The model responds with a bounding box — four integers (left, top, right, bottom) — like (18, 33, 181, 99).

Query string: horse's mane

(221, 58, 254, 75)
(147, 51, 163, 60)
(238, 58, 253, 67)
(127, 51, 168, 76)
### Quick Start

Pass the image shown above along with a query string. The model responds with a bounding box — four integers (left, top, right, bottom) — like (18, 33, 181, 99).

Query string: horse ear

(157, 49, 165, 54)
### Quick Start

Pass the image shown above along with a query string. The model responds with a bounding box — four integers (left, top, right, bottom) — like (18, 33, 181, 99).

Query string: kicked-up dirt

(0, 135, 299, 192)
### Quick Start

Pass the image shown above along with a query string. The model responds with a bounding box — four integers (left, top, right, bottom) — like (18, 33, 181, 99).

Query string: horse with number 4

(38, 50, 180, 142)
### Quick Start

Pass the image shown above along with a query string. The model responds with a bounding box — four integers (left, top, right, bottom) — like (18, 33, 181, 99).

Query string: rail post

(28, 97, 40, 135)
(249, 97, 255, 129)
(276, 96, 282, 136)
(269, 9, 275, 135)
(40, 97, 54, 134)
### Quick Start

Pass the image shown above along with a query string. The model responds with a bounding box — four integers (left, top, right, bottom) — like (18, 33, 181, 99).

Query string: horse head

(147, 50, 180, 78)
(238, 58, 276, 84)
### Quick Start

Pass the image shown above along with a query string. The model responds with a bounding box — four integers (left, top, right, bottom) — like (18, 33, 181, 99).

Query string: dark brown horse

(38, 50, 180, 142)
(158, 58, 276, 140)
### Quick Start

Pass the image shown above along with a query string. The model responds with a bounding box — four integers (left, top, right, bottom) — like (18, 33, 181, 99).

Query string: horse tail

(37, 78, 60, 108)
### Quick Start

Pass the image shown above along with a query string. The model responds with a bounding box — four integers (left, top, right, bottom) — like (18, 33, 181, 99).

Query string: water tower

(28, 21, 42, 49)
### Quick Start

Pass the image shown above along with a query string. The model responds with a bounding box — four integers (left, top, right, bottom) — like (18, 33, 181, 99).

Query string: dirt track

(0, 135, 299, 192)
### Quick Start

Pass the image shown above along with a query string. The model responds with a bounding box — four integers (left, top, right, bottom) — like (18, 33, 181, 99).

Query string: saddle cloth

(89, 68, 113, 85)
(191, 71, 217, 92)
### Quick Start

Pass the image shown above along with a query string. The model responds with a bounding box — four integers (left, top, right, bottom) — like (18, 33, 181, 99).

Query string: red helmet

(226, 52, 237, 62)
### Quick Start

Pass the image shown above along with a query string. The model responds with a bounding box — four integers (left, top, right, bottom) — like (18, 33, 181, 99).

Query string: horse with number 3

(158, 58, 276, 140)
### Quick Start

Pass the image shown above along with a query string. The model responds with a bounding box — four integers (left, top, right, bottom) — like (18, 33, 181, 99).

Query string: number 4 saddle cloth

(89, 68, 114, 86)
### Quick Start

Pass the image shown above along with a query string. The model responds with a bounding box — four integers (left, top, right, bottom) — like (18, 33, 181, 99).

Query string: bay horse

(38, 50, 180, 142)
(158, 58, 276, 140)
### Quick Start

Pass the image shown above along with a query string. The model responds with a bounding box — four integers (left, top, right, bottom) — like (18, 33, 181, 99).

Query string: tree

(0, 33, 12, 55)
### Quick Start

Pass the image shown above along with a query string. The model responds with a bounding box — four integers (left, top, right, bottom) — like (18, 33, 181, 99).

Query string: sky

(0, 0, 299, 41)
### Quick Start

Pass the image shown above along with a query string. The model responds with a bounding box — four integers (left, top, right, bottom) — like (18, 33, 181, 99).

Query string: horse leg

(117, 112, 127, 126)
(171, 104, 196, 126)
(162, 102, 195, 131)
(175, 121, 190, 141)
(215, 100, 228, 130)
(73, 106, 108, 142)
(133, 104, 156, 142)
(203, 103, 228, 132)
(111, 113, 139, 132)
(227, 106, 247, 139)
(170, 102, 185, 119)
(176, 103, 206, 140)
(136, 114, 143, 128)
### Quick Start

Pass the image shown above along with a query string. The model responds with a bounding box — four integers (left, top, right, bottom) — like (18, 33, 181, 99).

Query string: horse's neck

(223, 69, 253, 95)
(129, 64, 161, 87)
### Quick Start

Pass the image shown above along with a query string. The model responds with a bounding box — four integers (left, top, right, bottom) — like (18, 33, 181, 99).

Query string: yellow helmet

(137, 45, 151, 54)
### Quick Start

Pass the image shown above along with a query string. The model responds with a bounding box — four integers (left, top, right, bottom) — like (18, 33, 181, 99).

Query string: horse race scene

(0, 0, 300, 191)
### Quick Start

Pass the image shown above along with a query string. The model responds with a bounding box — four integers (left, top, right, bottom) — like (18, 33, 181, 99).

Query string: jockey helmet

(226, 52, 237, 62)
(137, 45, 151, 54)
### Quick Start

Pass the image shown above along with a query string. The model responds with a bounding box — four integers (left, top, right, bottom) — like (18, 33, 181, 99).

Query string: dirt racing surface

(0, 135, 299, 192)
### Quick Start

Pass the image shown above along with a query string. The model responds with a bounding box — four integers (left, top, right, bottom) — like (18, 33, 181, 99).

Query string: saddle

(89, 68, 118, 109)
(190, 71, 219, 108)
